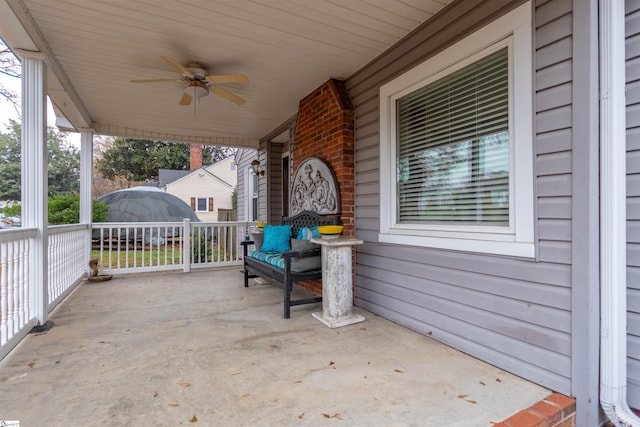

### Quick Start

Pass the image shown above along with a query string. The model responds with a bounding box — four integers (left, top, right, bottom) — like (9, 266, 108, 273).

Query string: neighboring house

(163, 156, 237, 222)
(158, 169, 189, 188)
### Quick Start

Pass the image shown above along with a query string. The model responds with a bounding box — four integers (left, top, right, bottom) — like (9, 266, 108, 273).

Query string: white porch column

(19, 51, 49, 325)
(80, 129, 93, 275)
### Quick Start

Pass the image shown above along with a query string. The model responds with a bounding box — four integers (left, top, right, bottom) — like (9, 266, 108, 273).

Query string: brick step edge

(492, 392, 576, 427)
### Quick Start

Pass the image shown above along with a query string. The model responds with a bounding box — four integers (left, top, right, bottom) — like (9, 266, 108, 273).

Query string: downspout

(599, 0, 640, 425)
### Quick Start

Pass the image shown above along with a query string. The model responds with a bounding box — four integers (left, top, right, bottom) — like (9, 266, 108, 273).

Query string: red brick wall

(190, 144, 203, 171)
(494, 393, 576, 427)
(292, 79, 355, 295)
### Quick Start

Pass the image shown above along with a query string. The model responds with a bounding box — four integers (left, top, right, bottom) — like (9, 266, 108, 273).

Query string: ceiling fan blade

(210, 86, 246, 105)
(129, 78, 180, 83)
(179, 92, 193, 106)
(205, 74, 249, 84)
(161, 56, 194, 78)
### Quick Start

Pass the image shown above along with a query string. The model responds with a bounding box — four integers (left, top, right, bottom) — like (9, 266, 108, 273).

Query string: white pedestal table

(310, 236, 365, 328)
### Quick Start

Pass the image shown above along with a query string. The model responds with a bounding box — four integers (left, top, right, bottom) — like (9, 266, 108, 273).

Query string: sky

(0, 66, 81, 147)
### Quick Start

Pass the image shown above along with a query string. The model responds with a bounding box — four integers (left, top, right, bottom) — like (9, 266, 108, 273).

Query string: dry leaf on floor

(322, 413, 342, 420)
(360, 327, 367, 330)
(153, 391, 158, 397)
(394, 369, 404, 373)
(27, 360, 36, 368)
(189, 415, 198, 423)
(168, 403, 179, 407)
(496, 378, 502, 382)
(479, 381, 485, 386)
(298, 412, 305, 419)
(465, 399, 477, 404)
(458, 394, 468, 399)
(179, 382, 191, 387)
(328, 361, 335, 366)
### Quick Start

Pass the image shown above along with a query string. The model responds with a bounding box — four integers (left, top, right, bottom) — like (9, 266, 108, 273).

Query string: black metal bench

(241, 210, 341, 318)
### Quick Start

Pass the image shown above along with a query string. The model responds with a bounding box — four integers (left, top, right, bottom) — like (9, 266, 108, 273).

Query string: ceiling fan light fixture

(185, 81, 209, 99)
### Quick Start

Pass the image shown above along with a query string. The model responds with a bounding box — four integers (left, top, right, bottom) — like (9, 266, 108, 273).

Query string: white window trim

(195, 197, 208, 212)
(379, 2, 534, 258)
(246, 167, 258, 221)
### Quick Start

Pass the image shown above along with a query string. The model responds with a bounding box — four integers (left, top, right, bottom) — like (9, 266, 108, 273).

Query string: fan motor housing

(186, 63, 208, 79)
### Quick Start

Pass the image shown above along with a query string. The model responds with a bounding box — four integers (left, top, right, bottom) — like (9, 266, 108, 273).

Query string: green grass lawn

(91, 245, 237, 270)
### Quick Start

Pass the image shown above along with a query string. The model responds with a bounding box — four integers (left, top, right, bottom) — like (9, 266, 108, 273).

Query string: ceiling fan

(130, 56, 248, 106)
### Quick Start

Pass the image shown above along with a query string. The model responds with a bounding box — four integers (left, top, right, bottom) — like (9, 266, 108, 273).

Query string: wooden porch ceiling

(0, 0, 453, 148)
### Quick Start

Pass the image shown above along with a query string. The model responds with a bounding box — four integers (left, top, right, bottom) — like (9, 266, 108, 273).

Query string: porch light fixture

(251, 159, 265, 176)
(184, 81, 209, 99)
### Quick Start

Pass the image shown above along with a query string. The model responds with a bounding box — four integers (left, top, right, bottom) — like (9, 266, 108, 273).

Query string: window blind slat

(396, 47, 509, 226)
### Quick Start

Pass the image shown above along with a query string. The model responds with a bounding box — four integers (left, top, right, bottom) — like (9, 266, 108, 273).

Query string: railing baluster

(1, 242, 9, 345)
(87, 221, 247, 275)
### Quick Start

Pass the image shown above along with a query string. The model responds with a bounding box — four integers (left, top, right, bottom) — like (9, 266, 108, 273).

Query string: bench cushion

(250, 232, 264, 250)
(250, 238, 321, 273)
(290, 239, 321, 272)
(250, 250, 285, 269)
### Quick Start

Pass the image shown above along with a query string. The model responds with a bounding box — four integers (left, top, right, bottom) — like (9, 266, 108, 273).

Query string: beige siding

(165, 157, 236, 222)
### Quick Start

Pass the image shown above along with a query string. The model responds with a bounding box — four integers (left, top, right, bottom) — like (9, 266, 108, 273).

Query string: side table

(310, 236, 365, 328)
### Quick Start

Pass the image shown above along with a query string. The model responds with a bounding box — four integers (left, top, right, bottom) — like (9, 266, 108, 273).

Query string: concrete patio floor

(0, 268, 550, 426)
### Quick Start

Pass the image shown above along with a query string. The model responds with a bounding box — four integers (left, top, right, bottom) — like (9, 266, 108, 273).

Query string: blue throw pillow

(310, 225, 321, 238)
(296, 226, 312, 240)
(296, 226, 322, 240)
(261, 225, 292, 252)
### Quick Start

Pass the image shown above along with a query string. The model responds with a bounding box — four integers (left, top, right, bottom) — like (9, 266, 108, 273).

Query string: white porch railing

(48, 224, 89, 310)
(0, 228, 38, 360)
(91, 220, 252, 274)
(0, 220, 253, 360)
(0, 225, 89, 360)
(92, 221, 186, 274)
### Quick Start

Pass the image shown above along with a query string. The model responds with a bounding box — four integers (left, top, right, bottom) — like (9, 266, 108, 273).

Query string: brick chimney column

(190, 144, 203, 170)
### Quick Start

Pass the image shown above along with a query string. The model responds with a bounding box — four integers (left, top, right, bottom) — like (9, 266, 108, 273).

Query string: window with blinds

(396, 47, 510, 226)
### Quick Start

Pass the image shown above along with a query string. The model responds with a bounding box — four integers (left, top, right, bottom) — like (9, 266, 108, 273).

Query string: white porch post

(80, 129, 93, 275)
(19, 51, 49, 325)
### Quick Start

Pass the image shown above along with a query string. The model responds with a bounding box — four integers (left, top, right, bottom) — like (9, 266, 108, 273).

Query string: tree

(209, 146, 236, 163)
(0, 163, 21, 200)
(95, 138, 234, 185)
(0, 119, 81, 200)
(0, 38, 20, 115)
(48, 130, 80, 195)
(3, 194, 108, 225)
(47, 193, 108, 225)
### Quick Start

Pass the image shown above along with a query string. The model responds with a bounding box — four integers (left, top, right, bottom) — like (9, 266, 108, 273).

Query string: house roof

(164, 157, 236, 189)
(158, 169, 190, 188)
(0, 0, 453, 148)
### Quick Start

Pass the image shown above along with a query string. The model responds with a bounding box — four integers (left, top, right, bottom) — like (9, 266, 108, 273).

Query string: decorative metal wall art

(290, 157, 339, 215)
